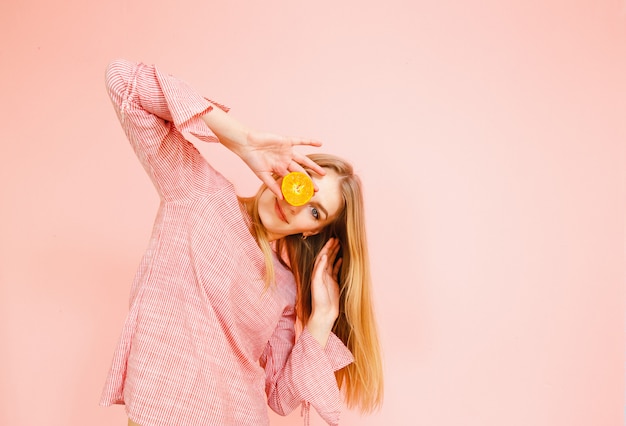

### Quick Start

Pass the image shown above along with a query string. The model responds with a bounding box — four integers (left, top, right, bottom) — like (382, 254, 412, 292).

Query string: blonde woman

(100, 59, 382, 426)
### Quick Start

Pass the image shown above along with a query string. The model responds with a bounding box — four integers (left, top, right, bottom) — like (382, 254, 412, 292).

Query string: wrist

(201, 104, 249, 154)
(306, 315, 336, 347)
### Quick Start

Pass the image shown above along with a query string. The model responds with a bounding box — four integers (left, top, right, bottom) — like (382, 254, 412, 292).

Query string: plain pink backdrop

(1, 0, 624, 425)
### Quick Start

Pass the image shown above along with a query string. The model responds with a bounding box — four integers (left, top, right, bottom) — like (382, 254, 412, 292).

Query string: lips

(275, 199, 289, 223)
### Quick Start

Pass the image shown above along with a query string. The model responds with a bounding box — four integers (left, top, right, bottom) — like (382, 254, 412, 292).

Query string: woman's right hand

(307, 238, 342, 347)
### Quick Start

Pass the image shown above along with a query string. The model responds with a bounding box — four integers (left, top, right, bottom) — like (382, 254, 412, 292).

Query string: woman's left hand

(239, 130, 325, 198)
(307, 238, 342, 346)
(200, 104, 325, 198)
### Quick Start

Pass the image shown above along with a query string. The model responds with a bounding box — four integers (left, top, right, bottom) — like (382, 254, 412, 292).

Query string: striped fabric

(99, 60, 354, 426)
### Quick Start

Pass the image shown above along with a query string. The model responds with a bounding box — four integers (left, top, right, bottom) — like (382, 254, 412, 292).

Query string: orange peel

(281, 172, 314, 206)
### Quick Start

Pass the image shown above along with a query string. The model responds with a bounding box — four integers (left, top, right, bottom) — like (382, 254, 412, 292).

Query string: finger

(333, 257, 343, 278)
(315, 241, 333, 265)
(329, 236, 340, 250)
(263, 177, 283, 200)
(314, 240, 334, 270)
(321, 237, 336, 253)
(325, 238, 339, 260)
(287, 160, 308, 175)
(313, 254, 328, 279)
(324, 241, 340, 270)
(295, 155, 326, 177)
(290, 137, 323, 148)
(274, 163, 290, 178)
(328, 241, 341, 264)
(289, 156, 324, 192)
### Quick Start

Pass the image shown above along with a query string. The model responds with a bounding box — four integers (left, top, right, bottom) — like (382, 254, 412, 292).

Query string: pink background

(1, 0, 624, 425)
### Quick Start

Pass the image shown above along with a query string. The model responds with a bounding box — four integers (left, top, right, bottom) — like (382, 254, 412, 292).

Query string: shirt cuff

(301, 327, 354, 372)
(150, 65, 230, 143)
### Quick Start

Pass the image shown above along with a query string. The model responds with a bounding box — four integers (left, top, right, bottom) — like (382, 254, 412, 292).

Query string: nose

(287, 204, 305, 215)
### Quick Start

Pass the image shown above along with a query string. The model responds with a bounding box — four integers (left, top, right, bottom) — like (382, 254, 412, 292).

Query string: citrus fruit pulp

(281, 172, 314, 206)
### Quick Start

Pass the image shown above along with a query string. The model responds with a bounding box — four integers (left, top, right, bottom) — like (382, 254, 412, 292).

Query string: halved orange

(281, 172, 314, 206)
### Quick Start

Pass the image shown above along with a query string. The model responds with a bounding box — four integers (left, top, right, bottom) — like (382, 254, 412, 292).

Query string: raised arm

(105, 59, 226, 201)
(200, 107, 326, 198)
(106, 58, 325, 200)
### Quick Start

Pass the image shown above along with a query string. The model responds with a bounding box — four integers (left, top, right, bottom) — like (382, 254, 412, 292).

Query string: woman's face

(258, 169, 344, 241)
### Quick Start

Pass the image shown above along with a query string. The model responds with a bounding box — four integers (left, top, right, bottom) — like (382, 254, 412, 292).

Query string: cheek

(260, 199, 274, 222)
(302, 211, 323, 228)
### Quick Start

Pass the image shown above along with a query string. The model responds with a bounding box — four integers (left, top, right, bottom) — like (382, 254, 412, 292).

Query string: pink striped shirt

(99, 59, 354, 426)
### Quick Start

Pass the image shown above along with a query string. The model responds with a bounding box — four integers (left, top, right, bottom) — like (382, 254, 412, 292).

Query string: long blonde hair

(239, 153, 383, 412)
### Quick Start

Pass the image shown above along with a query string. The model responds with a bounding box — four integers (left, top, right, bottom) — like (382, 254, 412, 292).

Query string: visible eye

(311, 207, 320, 220)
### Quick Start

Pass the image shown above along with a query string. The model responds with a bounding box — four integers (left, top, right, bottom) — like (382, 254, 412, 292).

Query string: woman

(100, 59, 382, 426)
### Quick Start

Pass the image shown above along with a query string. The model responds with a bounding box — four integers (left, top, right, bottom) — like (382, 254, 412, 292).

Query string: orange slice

(281, 172, 314, 206)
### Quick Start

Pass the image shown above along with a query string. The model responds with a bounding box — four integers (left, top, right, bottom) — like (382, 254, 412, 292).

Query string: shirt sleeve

(260, 306, 355, 426)
(104, 59, 230, 201)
